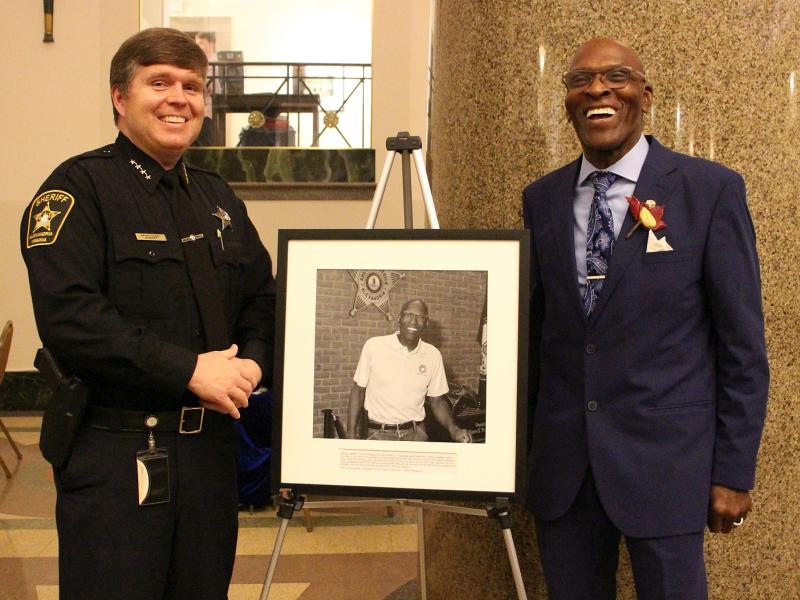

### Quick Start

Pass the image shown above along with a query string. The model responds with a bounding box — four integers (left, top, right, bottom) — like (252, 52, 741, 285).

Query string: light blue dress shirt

(574, 135, 650, 296)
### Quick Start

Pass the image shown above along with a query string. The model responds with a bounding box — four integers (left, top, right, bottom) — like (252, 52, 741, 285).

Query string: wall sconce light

(43, 0, 54, 43)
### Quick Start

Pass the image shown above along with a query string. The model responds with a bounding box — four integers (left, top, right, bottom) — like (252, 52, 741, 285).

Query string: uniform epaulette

(75, 144, 116, 160)
(48, 144, 116, 181)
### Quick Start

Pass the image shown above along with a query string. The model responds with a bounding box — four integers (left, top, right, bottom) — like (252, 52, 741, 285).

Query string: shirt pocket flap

(113, 234, 183, 264)
(209, 239, 244, 267)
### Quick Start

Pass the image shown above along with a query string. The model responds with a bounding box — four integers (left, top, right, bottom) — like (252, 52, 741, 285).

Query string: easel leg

(501, 527, 528, 600)
(411, 148, 439, 228)
(416, 505, 427, 600)
(260, 493, 305, 600)
(488, 499, 528, 600)
(303, 506, 314, 532)
(365, 150, 396, 228)
(401, 150, 414, 228)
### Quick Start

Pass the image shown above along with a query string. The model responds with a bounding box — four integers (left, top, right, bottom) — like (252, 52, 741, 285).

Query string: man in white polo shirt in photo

(346, 299, 472, 442)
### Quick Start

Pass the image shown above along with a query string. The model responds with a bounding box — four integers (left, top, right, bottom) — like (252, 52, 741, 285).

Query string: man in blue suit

(522, 37, 769, 598)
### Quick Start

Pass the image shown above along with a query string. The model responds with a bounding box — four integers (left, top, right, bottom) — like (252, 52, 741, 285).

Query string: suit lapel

(549, 158, 586, 323)
(588, 138, 679, 325)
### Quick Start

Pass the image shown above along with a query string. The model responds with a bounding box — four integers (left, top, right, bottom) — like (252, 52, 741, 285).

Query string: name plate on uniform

(135, 233, 167, 242)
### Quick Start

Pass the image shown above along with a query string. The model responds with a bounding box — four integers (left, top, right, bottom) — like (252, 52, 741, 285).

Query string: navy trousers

(535, 470, 708, 600)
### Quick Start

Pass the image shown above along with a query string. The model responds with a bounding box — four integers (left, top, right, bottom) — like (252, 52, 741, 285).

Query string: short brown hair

(109, 27, 207, 123)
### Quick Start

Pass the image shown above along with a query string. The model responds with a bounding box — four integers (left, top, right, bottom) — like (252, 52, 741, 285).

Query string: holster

(36, 349, 89, 469)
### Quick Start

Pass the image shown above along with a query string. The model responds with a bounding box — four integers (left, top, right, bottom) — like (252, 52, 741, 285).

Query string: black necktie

(162, 168, 229, 350)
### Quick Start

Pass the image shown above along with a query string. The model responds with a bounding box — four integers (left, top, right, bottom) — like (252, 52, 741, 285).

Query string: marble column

(427, 1, 800, 598)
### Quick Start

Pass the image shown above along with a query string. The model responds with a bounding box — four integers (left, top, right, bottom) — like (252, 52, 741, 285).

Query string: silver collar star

(212, 206, 232, 231)
(129, 158, 151, 180)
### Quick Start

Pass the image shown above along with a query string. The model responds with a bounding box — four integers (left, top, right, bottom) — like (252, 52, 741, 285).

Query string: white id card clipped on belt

(136, 419, 170, 506)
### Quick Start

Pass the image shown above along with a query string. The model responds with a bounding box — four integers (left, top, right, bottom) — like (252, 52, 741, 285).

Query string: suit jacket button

(585, 344, 596, 354)
(587, 400, 598, 411)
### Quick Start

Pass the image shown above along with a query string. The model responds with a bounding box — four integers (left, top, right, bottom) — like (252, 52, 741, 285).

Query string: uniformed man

(20, 28, 275, 599)
(346, 299, 472, 442)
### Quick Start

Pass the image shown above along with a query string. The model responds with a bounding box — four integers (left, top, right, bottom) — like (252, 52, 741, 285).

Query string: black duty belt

(87, 405, 207, 434)
(368, 419, 422, 431)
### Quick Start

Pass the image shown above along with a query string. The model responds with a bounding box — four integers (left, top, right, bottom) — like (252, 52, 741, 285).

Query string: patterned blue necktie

(583, 171, 618, 317)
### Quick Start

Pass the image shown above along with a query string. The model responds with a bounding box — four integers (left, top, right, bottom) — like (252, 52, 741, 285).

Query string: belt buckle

(179, 406, 205, 434)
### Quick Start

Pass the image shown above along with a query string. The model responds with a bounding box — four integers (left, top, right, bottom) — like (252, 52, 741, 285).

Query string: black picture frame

(271, 229, 530, 501)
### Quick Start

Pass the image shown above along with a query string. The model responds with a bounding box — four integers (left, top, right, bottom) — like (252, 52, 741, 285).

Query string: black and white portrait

(312, 269, 487, 443)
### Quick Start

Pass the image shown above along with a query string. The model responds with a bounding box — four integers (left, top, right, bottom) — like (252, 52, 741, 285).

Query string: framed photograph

(272, 229, 530, 501)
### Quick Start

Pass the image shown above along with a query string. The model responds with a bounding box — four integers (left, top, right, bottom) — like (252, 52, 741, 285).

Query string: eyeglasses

(562, 66, 646, 90)
(400, 311, 428, 323)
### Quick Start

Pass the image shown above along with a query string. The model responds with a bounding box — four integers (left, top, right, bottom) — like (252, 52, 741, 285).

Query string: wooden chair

(0, 321, 23, 477)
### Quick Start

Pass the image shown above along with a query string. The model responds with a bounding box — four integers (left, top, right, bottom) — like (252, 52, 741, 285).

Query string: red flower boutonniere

(625, 196, 666, 239)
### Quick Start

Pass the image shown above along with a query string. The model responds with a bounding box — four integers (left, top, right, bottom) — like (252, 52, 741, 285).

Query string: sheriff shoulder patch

(26, 189, 75, 249)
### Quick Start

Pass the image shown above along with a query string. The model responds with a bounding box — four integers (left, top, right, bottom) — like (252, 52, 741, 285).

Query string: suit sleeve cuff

(710, 465, 756, 492)
(239, 338, 271, 387)
(153, 344, 197, 398)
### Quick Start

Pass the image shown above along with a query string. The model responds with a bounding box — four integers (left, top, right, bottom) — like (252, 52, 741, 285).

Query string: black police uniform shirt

(21, 132, 275, 412)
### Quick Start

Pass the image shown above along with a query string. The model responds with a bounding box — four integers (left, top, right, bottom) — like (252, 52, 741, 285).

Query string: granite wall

(426, 1, 800, 598)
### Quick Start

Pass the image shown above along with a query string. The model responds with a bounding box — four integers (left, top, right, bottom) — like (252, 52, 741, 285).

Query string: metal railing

(206, 61, 372, 148)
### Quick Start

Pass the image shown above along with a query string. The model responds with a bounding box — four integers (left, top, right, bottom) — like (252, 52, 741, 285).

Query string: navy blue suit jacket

(522, 137, 769, 538)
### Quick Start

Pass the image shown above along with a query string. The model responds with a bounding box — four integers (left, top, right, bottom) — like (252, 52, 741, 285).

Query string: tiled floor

(0, 415, 419, 600)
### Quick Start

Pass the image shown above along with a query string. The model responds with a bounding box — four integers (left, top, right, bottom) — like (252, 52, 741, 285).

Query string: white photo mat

(274, 231, 528, 499)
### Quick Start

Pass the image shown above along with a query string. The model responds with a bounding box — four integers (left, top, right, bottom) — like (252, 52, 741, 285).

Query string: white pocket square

(646, 229, 673, 253)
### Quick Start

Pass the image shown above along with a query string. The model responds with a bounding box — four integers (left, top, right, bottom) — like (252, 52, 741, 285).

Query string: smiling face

(564, 38, 653, 168)
(397, 300, 429, 349)
(112, 63, 205, 169)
